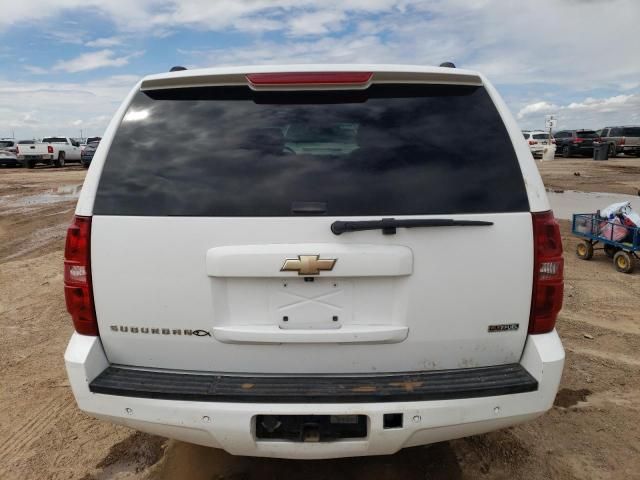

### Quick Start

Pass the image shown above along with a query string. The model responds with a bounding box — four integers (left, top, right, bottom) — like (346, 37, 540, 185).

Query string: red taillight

(64, 215, 98, 336)
(528, 140, 537, 145)
(620, 137, 626, 145)
(529, 211, 564, 334)
(15, 146, 19, 154)
(47, 145, 54, 154)
(552, 139, 556, 144)
(573, 137, 583, 144)
(246, 72, 373, 86)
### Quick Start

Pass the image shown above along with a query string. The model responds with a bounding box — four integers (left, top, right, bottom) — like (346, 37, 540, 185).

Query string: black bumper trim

(89, 364, 538, 403)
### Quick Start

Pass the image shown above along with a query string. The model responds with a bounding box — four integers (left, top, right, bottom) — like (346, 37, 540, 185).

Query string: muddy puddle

(546, 189, 639, 220)
(0, 184, 81, 213)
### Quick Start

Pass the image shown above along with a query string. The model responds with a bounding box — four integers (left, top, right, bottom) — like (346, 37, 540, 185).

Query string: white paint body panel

(65, 330, 564, 459)
(91, 213, 533, 373)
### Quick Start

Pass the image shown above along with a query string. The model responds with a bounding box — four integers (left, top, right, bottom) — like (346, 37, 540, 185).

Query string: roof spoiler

(141, 70, 483, 91)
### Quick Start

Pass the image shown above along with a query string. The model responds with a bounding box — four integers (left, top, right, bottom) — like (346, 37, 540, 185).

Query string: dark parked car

(553, 129, 599, 158)
(81, 140, 100, 168)
(599, 126, 640, 157)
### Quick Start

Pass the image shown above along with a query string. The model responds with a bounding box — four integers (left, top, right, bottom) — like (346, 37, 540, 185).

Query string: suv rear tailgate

(90, 79, 534, 375)
(92, 212, 532, 373)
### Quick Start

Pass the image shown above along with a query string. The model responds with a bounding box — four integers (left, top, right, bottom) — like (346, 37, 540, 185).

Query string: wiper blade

(331, 218, 493, 235)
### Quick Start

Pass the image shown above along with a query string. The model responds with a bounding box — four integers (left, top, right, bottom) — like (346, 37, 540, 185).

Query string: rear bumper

(89, 363, 537, 403)
(620, 146, 640, 153)
(529, 145, 545, 155)
(18, 154, 53, 162)
(65, 331, 564, 459)
(574, 146, 594, 153)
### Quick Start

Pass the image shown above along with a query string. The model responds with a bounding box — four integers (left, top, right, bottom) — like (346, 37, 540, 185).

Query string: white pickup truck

(17, 136, 81, 168)
(42, 137, 82, 166)
(64, 64, 565, 460)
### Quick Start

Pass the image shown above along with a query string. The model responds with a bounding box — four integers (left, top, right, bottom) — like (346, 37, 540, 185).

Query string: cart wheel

(604, 244, 618, 258)
(613, 251, 634, 274)
(576, 241, 593, 260)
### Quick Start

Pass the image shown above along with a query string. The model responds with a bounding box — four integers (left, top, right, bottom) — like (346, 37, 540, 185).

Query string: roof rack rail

(169, 66, 187, 72)
(439, 62, 456, 68)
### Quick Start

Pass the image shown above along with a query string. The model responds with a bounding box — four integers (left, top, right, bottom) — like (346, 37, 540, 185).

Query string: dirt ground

(537, 156, 640, 196)
(1, 161, 639, 480)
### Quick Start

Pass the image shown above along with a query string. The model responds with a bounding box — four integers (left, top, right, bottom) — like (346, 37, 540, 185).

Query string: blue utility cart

(572, 213, 640, 273)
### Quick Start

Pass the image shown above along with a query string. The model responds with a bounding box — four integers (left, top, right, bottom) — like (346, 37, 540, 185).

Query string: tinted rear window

(42, 137, 67, 143)
(623, 127, 640, 136)
(532, 133, 549, 139)
(95, 84, 528, 216)
(576, 131, 598, 138)
(18, 140, 35, 144)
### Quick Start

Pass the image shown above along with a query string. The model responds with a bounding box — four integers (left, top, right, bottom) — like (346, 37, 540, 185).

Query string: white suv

(64, 65, 565, 460)
(522, 130, 554, 157)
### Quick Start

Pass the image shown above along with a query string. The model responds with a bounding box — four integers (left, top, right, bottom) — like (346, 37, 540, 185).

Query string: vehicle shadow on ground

(153, 441, 463, 480)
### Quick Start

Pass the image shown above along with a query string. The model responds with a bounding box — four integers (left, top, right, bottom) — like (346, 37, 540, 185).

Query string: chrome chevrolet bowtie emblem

(281, 255, 337, 275)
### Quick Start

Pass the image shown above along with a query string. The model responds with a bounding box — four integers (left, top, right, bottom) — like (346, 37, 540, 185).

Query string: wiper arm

(331, 218, 493, 235)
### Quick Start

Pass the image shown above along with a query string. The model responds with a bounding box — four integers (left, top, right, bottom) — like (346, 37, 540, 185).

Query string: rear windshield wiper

(331, 218, 493, 235)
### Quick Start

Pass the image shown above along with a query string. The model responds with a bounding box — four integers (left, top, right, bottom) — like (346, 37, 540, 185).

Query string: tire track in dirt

(566, 346, 640, 368)
(0, 395, 73, 471)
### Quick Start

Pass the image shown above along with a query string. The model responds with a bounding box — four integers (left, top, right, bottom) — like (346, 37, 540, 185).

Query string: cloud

(0, 1, 638, 90)
(52, 49, 143, 73)
(566, 95, 633, 111)
(288, 11, 347, 36)
(85, 36, 124, 47)
(517, 102, 559, 119)
(0, 75, 138, 138)
(517, 94, 640, 129)
(2, 0, 640, 135)
(23, 65, 48, 75)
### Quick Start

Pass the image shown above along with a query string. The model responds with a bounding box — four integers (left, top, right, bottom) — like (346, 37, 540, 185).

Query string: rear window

(95, 84, 529, 216)
(0, 141, 13, 148)
(532, 133, 549, 139)
(623, 127, 640, 136)
(42, 137, 67, 143)
(576, 131, 598, 138)
(18, 140, 35, 144)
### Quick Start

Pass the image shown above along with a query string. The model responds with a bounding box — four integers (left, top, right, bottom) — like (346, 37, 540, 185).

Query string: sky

(0, 0, 639, 139)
